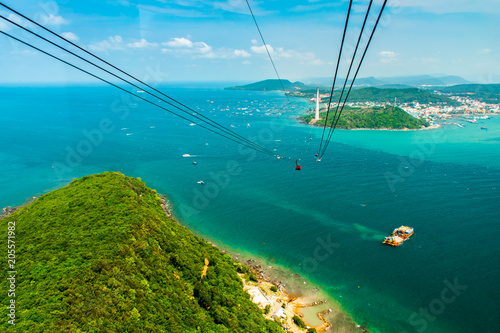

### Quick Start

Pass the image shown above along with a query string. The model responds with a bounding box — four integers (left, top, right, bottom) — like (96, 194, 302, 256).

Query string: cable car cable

(0, 31, 283, 159)
(245, 0, 290, 103)
(319, 0, 388, 158)
(0, 5, 277, 157)
(319, 0, 373, 157)
(0, 14, 277, 157)
(317, 0, 353, 157)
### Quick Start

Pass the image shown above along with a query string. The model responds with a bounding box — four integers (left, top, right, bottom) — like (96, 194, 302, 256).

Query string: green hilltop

(291, 87, 460, 106)
(225, 79, 306, 91)
(302, 106, 429, 130)
(0, 172, 282, 333)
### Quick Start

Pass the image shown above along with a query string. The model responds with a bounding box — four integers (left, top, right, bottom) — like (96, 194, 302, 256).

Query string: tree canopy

(0, 172, 282, 333)
(302, 106, 429, 130)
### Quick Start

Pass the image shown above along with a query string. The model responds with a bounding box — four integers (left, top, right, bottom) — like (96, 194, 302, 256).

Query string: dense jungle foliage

(0, 172, 282, 333)
(302, 106, 429, 129)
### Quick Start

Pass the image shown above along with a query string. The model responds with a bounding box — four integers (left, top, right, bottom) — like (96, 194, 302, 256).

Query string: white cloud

(234, 49, 251, 58)
(88, 36, 124, 52)
(251, 44, 274, 55)
(194, 42, 212, 53)
(249, 42, 322, 64)
(39, 14, 69, 26)
(379, 51, 398, 64)
(0, 13, 27, 31)
(478, 48, 491, 54)
(127, 38, 158, 48)
(162, 37, 193, 48)
(161, 37, 217, 58)
(0, 20, 8, 31)
(61, 32, 79, 42)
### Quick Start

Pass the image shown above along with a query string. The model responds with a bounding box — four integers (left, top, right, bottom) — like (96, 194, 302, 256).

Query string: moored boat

(383, 226, 414, 246)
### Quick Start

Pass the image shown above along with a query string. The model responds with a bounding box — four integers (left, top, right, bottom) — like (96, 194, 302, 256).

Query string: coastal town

(311, 90, 499, 127)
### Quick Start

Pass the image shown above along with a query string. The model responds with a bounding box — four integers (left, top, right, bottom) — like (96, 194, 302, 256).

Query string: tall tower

(315, 87, 320, 120)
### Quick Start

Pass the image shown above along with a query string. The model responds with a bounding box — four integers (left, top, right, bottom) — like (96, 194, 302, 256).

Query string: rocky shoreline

(218, 248, 370, 333)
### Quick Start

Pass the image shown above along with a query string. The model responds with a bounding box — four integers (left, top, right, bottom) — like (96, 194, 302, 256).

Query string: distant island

(301, 106, 430, 130)
(225, 79, 500, 127)
(225, 79, 460, 106)
(225, 79, 306, 91)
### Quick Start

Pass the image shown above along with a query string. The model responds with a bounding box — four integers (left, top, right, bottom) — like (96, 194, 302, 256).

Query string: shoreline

(204, 239, 369, 333)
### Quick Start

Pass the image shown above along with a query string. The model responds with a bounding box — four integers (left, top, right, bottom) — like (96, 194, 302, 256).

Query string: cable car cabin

(295, 159, 301, 170)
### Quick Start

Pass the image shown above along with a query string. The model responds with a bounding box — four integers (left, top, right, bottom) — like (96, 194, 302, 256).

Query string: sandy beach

(225, 251, 369, 333)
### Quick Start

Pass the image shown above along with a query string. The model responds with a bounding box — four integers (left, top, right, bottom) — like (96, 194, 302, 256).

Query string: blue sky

(0, 0, 498, 84)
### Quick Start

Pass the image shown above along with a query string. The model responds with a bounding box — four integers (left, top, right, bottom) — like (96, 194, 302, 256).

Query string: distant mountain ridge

(225, 75, 475, 92)
(303, 75, 472, 88)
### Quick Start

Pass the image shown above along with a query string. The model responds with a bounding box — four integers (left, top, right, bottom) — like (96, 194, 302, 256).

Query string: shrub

(293, 315, 307, 329)
(249, 271, 258, 282)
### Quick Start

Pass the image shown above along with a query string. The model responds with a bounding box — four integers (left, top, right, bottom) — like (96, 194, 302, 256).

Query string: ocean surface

(1, 85, 499, 333)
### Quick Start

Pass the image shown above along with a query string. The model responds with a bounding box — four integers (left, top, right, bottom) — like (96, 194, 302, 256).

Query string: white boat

(182, 154, 191, 157)
(189, 123, 196, 126)
(197, 181, 204, 185)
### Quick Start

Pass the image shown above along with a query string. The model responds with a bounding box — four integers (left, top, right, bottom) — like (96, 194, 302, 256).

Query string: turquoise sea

(1, 85, 499, 333)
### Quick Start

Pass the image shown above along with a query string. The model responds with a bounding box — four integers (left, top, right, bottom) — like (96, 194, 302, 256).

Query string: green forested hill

(432, 84, 500, 103)
(0, 172, 282, 333)
(302, 106, 429, 129)
(225, 79, 307, 91)
(291, 87, 459, 106)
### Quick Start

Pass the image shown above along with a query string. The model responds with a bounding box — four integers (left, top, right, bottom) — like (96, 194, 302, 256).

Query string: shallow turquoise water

(1, 85, 499, 332)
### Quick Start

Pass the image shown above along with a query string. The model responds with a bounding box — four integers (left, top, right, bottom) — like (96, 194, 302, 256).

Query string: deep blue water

(1, 85, 499, 333)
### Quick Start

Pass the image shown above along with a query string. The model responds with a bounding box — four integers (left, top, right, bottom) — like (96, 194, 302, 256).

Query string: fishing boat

(383, 226, 414, 247)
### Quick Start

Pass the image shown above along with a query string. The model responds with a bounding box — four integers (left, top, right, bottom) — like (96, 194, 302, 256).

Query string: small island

(301, 105, 430, 130)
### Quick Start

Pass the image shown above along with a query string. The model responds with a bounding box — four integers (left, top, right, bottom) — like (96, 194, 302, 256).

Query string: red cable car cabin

(295, 159, 301, 170)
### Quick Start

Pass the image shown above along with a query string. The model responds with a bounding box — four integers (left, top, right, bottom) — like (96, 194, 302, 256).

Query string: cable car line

(0, 4, 279, 158)
(0, 31, 283, 158)
(319, 0, 388, 159)
(318, 0, 373, 158)
(317, 0, 353, 157)
(245, 0, 289, 103)
(0, 14, 278, 158)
